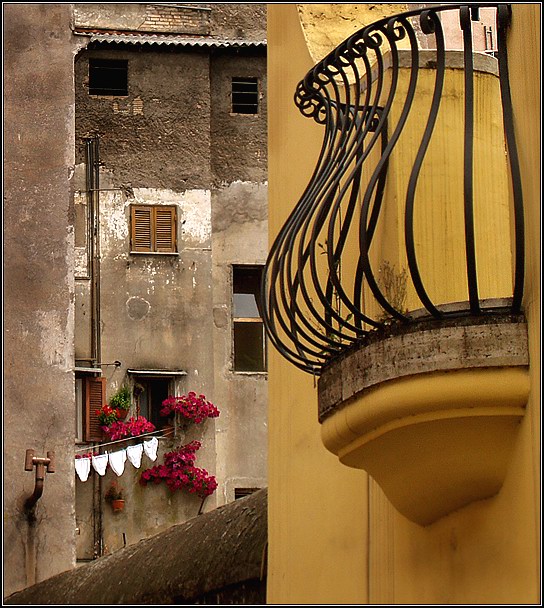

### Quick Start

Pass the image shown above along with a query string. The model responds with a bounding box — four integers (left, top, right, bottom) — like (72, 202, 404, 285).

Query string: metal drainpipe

(85, 136, 103, 557)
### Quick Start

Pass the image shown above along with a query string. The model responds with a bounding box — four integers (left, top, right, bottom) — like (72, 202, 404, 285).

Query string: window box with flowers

(102, 416, 156, 441)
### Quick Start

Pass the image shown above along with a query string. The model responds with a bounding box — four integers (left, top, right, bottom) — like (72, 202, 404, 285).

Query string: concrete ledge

(318, 314, 528, 422)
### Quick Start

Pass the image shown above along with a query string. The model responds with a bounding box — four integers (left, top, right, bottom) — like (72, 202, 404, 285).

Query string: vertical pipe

(85, 136, 103, 558)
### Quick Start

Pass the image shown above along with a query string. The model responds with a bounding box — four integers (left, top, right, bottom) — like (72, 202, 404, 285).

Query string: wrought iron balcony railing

(262, 4, 524, 375)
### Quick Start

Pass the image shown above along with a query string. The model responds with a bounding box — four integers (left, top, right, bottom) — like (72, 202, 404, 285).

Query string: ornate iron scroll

(262, 4, 524, 375)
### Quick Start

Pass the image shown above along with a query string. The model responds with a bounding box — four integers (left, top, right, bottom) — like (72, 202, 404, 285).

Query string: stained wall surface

(72, 7, 267, 558)
(3, 4, 83, 596)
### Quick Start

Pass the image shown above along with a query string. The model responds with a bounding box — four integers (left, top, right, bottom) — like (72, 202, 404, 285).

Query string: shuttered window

(85, 376, 106, 442)
(131, 205, 177, 253)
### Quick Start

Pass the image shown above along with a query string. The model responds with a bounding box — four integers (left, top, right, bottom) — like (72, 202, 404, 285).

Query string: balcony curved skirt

(319, 315, 529, 526)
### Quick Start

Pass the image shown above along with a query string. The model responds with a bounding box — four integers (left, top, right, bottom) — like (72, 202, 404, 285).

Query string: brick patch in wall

(143, 5, 210, 34)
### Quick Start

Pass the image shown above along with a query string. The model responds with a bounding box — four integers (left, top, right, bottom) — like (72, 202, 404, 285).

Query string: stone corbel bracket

(319, 314, 530, 526)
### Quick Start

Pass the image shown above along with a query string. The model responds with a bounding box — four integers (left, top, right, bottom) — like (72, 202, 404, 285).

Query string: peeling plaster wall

(210, 51, 268, 503)
(297, 4, 410, 63)
(73, 9, 267, 558)
(3, 4, 81, 597)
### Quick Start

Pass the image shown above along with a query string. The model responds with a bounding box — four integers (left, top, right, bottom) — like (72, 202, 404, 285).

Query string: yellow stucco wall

(267, 3, 540, 604)
(267, 5, 369, 604)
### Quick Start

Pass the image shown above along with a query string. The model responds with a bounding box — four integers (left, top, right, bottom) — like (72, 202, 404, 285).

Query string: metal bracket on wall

(24, 449, 55, 512)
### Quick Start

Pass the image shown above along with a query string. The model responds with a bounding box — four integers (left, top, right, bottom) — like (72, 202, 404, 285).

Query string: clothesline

(74, 428, 173, 453)
(75, 435, 160, 481)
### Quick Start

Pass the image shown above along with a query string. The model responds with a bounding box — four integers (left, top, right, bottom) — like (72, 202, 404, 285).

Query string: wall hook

(24, 449, 55, 512)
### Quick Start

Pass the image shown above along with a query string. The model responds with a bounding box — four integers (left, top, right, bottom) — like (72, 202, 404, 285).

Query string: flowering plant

(160, 392, 220, 424)
(105, 481, 124, 503)
(102, 416, 156, 441)
(140, 441, 218, 498)
(96, 404, 118, 426)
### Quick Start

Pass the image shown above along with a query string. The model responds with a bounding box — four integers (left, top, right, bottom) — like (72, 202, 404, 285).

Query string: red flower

(159, 392, 220, 424)
(140, 441, 217, 499)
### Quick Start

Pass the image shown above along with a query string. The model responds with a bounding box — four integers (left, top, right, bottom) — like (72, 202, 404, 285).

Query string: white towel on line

(126, 443, 144, 469)
(91, 453, 108, 476)
(109, 449, 127, 476)
(75, 457, 91, 482)
(143, 436, 158, 461)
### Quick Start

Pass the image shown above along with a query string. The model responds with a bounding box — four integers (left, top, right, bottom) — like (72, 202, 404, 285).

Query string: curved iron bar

(262, 4, 525, 375)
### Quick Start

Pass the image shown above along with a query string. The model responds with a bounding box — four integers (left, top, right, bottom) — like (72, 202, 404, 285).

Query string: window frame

(75, 374, 106, 443)
(88, 58, 128, 97)
(130, 204, 177, 254)
(232, 265, 267, 373)
(134, 376, 173, 430)
(231, 77, 259, 115)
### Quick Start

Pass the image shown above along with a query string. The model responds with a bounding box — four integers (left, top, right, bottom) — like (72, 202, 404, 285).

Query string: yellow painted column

(267, 5, 368, 604)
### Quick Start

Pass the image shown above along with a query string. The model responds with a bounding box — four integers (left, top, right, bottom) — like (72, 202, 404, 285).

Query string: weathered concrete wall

(75, 48, 211, 190)
(210, 51, 268, 503)
(209, 3, 267, 40)
(73, 10, 268, 555)
(3, 4, 82, 597)
(211, 52, 267, 184)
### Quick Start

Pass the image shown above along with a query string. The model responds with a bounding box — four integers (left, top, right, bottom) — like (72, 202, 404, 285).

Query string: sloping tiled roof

(74, 30, 266, 48)
(5, 488, 268, 605)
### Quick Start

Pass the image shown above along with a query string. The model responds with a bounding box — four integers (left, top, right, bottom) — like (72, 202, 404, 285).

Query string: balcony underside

(319, 314, 529, 525)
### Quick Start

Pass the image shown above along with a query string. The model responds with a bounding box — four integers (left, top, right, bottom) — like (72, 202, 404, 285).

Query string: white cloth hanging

(75, 457, 91, 482)
(126, 443, 144, 469)
(143, 436, 158, 461)
(91, 453, 108, 476)
(109, 449, 127, 476)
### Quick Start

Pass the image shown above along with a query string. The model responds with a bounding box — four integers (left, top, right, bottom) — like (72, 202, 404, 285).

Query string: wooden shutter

(131, 205, 176, 252)
(85, 376, 106, 442)
(155, 206, 176, 252)
(131, 206, 153, 252)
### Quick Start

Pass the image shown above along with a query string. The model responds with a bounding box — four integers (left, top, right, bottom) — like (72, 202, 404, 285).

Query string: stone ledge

(318, 314, 528, 422)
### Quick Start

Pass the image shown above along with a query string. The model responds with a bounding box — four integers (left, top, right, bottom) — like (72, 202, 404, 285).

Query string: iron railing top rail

(262, 4, 524, 376)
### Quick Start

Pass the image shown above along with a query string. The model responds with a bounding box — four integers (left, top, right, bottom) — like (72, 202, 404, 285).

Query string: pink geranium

(140, 441, 217, 498)
(160, 392, 220, 424)
(102, 416, 155, 441)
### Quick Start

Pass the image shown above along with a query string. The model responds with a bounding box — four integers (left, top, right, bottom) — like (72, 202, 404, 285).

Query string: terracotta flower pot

(115, 408, 129, 420)
(111, 499, 125, 513)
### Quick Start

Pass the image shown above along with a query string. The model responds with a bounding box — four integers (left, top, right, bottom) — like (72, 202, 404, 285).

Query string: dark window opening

(234, 487, 260, 500)
(89, 58, 128, 96)
(233, 265, 266, 372)
(231, 77, 259, 114)
(135, 378, 171, 430)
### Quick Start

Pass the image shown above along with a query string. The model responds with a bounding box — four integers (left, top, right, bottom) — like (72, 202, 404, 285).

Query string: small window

(233, 265, 266, 372)
(131, 205, 177, 253)
(234, 487, 260, 500)
(89, 58, 128, 96)
(231, 77, 259, 114)
(134, 378, 171, 430)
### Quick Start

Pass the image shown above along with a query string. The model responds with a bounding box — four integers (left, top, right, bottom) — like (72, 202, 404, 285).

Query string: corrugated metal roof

(75, 31, 266, 48)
